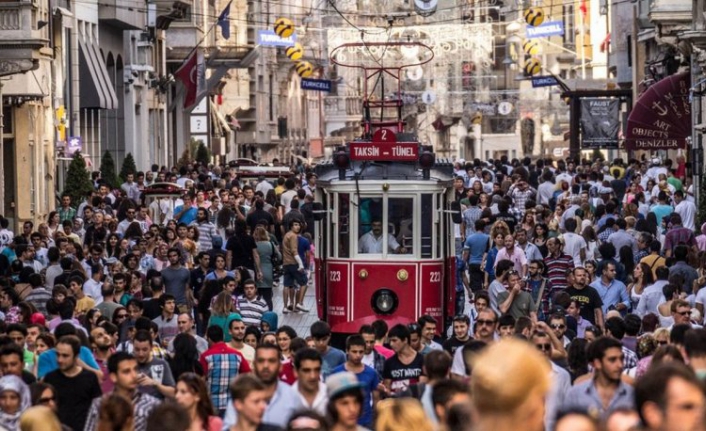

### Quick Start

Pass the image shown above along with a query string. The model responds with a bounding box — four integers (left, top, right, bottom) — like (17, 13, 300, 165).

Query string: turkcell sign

(531, 76, 559, 88)
(349, 142, 419, 161)
(301, 78, 332, 92)
(526, 21, 565, 39)
(257, 30, 296, 47)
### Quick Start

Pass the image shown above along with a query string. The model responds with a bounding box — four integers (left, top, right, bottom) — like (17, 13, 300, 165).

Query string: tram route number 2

(429, 271, 441, 282)
(330, 271, 342, 282)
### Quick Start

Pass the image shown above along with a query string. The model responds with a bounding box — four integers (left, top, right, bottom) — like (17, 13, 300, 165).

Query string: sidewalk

(271, 278, 318, 338)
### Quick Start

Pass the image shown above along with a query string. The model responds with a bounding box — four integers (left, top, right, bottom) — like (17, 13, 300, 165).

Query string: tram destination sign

(349, 142, 419, 161)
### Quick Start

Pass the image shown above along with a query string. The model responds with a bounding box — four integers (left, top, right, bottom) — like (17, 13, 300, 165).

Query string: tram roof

(314, 158, 455, 184)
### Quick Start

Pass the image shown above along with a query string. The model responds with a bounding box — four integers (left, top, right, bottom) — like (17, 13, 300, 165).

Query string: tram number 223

(330, 271, 342, 282)
(429, 271, 441, 283)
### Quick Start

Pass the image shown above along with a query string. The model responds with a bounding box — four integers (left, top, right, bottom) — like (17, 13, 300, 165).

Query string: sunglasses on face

(550, 324, 566, 329)
(535, 343, 551, 351)
(476, 319, 496, 326)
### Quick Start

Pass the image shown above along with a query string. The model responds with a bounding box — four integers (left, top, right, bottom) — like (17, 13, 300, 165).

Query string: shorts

(283, 264, 307, 289)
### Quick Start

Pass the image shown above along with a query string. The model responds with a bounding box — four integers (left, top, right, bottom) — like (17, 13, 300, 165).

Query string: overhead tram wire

(69, 0, 638, 29)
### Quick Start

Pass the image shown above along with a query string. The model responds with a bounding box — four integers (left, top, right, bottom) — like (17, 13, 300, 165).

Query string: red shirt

(279, 358, 296, 384)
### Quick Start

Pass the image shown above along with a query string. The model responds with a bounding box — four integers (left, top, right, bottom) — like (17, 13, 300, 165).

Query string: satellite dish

(421, 90, 436, 104)
(406, 65, 423, 81)
(414, 0, 438, 16)
(498, 102, 513, 116)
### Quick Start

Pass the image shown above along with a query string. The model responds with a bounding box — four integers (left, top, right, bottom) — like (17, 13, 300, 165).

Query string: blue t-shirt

(174, 206, 198, 225)
(650, 204, 673, 227)
(297, 236, 310, 269)
(37, 346, 100, 378)
(321, 347, 346, 378)
(463, 232, 489, 265)
(331, 364, 380, 427)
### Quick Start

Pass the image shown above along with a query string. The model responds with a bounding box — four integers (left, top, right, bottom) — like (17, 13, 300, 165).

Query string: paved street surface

(271, 279, 318, 338)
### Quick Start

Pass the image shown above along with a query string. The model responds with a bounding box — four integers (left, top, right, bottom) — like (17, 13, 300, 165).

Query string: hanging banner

(580, 98, 620, 149)
(625, 72, 690, 150)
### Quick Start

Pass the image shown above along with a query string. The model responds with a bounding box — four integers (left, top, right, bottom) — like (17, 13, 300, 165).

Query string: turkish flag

(174, 50, 204, 109)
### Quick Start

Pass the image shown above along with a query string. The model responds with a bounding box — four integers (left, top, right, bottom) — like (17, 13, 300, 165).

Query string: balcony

(0, 0, 49, 50)
(323, 95, 362, 118)
(99, 0, 145, 30)
(649, 0, 692, 37)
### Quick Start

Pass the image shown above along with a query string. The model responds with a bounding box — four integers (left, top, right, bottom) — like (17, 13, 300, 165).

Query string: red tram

(312, 42, 459, 339)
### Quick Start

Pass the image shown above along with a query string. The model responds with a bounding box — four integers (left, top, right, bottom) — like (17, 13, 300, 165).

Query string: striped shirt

(545, 253, 574, 292)
(199, 342, 251, 411)
(236, 295, 268, 326)
(191, 220, 218, 251)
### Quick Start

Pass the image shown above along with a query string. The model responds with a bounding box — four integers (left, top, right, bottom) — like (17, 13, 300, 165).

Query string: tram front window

(358, 220, 406, 254)
(357, 197, 413, 254)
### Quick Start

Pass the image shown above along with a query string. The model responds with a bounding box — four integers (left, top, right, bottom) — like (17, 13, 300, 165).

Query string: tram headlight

(372, 289, 398, 315)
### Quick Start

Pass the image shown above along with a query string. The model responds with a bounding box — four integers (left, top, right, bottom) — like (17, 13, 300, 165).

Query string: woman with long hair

(521, 211, 536, 239)
(168, 333, 204, 381)
(19, 405, 62, 431)
(253, 225, 276, 310)
(629, 262, 654, 311)
(105, 234, 123, 259)
(175, 373, 222, 431)
(204, 254, 235, 282)
(532, 223, 548, 257)
(567, 338, 590, 383)
(581, 225, 599, 262)
(83, 308, 103, 334)
(46, 212, 60, 238)
(483, 232, 505, 286)
(276, 326, 297, 361)
(619, 246, 635, 283)
(206, 292, 241, 342)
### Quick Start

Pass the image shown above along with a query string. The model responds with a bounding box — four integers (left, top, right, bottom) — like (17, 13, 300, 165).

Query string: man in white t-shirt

(674, 190, 697, 231)
(562, 218, 587, 267)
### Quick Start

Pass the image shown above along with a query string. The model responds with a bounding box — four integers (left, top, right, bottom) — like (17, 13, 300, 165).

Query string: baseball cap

(326, 371, 364, 399)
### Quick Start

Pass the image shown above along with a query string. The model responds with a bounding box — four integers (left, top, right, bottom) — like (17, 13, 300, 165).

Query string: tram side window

(390, 198, 413, 255)
(338, 194, 350, 258)
(421, 194, 433, 258)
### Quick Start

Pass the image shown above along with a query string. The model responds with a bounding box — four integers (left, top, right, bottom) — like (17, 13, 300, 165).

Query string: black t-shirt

(44, 368, 102, 431)
(142, 298, 162, 320)
(383, 352, 424, 395)
(565, 285, 604, 325)
(246, 209, 275, 232)
(226, 233, 257, 271)
(442, 337, 467, 355)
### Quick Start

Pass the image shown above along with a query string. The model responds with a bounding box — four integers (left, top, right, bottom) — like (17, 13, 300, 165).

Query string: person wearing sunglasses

(531, 331, 571, 431)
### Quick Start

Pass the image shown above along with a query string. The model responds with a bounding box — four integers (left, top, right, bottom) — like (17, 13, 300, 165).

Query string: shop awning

(78, 39, 118, 109)
(625, 72, 690, 151)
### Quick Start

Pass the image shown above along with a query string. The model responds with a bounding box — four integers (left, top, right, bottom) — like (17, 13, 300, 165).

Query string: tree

(120, 152, 137, 183)
(63, 152, 93, 208)
(99, 150, 120, 189)
(176, 148, 192, 170)
(195, 142, 210, 165)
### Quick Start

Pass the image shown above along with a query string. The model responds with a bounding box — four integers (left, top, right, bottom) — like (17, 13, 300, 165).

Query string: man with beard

(442, 315, 471, 355)
(359, 324, 386, 377)
(563, 337, 634, 419)
(331, 335, 380, 428)
(566, 266, 604, 330)
(43, 335, 102, 431)
(223, 343, 304, 428)
(191, 207, 217, 251)
(84, 352, 160, 431)
(91, 325, 116, 393)
(228, 318, 255, 368)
